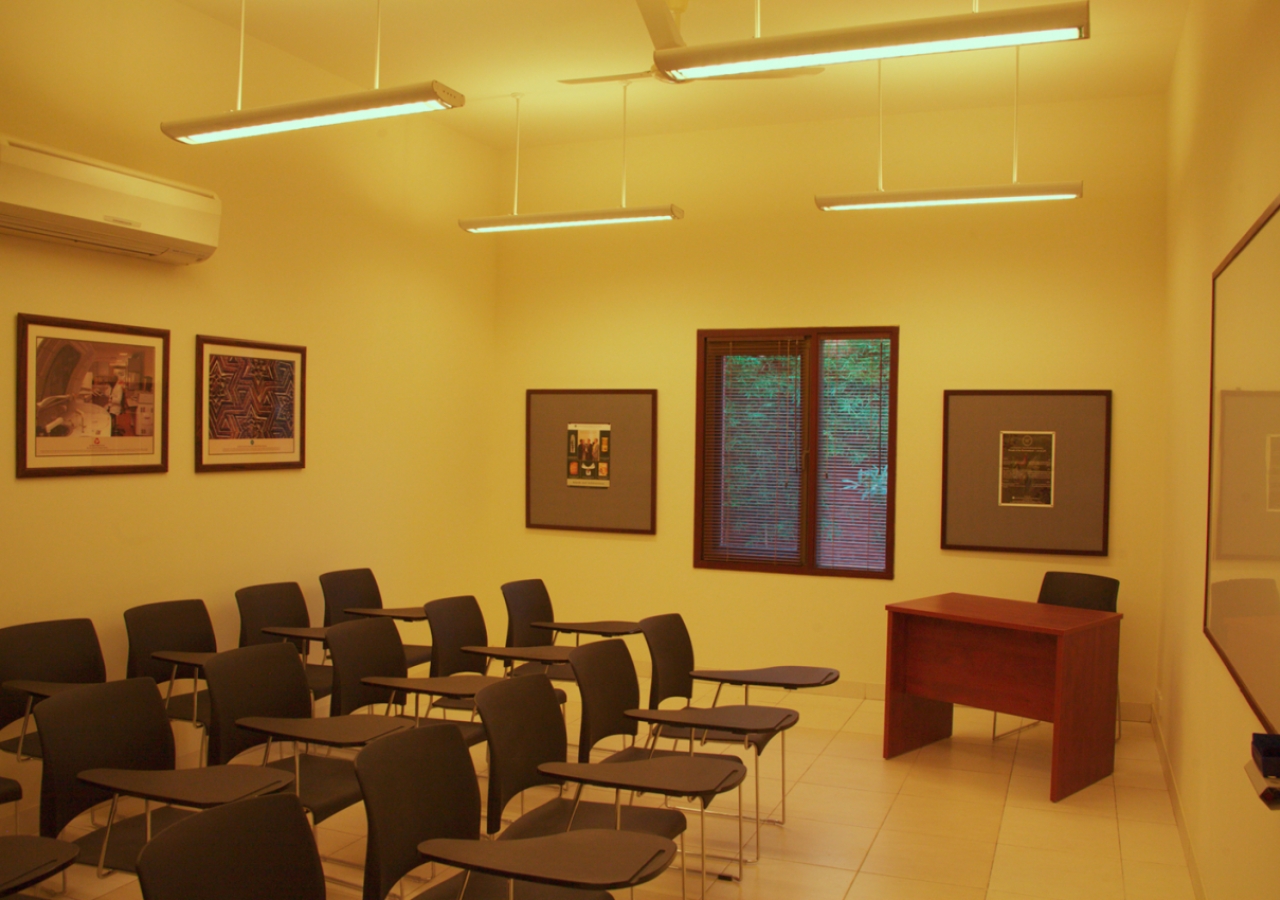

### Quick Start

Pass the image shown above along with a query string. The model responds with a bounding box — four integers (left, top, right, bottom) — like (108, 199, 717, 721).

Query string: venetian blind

(700, 338, 808, 566)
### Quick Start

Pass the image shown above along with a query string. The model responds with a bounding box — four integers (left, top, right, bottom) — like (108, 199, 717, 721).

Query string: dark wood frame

(1204, 189, 1280, 734)
(941, 389, 1112, 556)
(693, 326, 899, 579)
(16, 313, 170, 478)
(525, 389, 657, 535)
(195, 335, 306, 473)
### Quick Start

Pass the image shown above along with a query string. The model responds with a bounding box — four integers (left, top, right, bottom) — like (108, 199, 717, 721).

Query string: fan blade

(635, 0, 685, 50)
(559, 70, 656, 85)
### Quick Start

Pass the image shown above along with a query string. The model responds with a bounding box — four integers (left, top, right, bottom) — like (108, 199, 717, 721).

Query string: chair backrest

(355, 724, 481, 900)
(500, 579, 554, 648)
(320, 568, 382, 628)
(473, 674, 566, 835)
(137, 793, 325, 900)
(326, 617, 407, 717)
(423, 596, 488, 678)
(235, 582, 310, 651)
(33, 677, 175, 838)
(1037, 572, 1120, 613)
(203, 643, 312, 766)
(639, 613, 695, 709)
(0, 618, 106, 732)
(124, 599, 217, 682)
(569, 639, 640, 763)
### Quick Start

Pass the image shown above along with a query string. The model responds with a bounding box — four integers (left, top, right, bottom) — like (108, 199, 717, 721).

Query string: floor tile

(1110, 756, 1168, 791)
(1003, 774, 1116, 819)
(860, 829, 996, 889)
(898, 765, 1010, 807)
(880, 793, 1005, 844)
(1114, 785, 1176, 824)
(844, 701, 885, 736)
(913, 737, 1015, 775)
(704, 857, 855, 900)
(755, 816, 876, 869)
(987, 843, 1124, 900)
(995, 805, 1120, 857)
(782, 782, 895, 829)
(1117, 818, 1185, 865)
(823, 731, 900, 761)
(801, 754, 914, 793)
(844, 871, 985, 899)
(1122, 859, 1196, 900)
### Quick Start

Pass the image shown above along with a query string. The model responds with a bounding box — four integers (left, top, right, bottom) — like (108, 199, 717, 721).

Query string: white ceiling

(170, 0, 1189, 148)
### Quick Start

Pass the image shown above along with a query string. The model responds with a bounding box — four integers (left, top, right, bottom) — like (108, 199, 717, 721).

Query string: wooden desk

(884, 593, 1121, 801)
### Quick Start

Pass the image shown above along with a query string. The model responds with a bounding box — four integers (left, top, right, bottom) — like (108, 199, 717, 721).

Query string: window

(695, 327, 898, 578)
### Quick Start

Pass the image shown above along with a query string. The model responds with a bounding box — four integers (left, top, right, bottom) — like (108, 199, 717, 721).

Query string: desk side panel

(884, 610, 953, 757)
(1050, 620, 1120, 801)
(900, 615, 1057, 720)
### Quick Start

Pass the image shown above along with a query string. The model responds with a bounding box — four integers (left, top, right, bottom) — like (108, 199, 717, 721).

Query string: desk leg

(1050, 621, 1120, 801)
(884, 611, 953, 758)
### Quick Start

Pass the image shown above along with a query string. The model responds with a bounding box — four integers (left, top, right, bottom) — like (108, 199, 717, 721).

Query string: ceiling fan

(560, 0, 823, 86)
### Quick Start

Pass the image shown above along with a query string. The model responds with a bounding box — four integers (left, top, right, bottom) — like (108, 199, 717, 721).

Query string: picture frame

(527, 390, 656, 534)
(196, 335, 306, 472)
(16, 313, 170, 477)
(941, 390, 1111, 555)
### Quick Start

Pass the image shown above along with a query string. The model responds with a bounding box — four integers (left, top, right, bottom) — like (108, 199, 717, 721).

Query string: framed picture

(16, 313, 169, 477)
(527, 390, 656, 534)
(196, 335, 306, 472)
(942, 390, 1111, 555)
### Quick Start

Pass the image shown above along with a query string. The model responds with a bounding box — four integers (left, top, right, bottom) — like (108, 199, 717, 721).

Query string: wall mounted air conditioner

(0, 134, 220, 264)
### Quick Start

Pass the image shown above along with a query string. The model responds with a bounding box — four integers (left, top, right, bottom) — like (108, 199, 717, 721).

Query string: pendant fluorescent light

(460, 86, 683, 234)
(818, 49, 1082, 212)
(162, 1, 462, 144)
(655, 1, 1089, 82)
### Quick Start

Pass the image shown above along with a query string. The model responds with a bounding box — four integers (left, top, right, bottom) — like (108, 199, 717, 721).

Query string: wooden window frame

(693, 326, 899, 579)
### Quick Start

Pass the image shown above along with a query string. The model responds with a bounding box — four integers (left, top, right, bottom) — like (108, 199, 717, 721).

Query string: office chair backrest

(569, 639, 640, 763)
(124, 599, 217, 682)
(136, 793, 325, 900)
(0, 618, 106, 732)
(235, 582, 310, 651)
(320, 568, 382, 628)
(327, 617, 407, 716)
(424, 595, 488, 678)
(474, 674, 566, 835)
(1037, 572, 1120, 613)
(356, 724, 481, 900)
(639, 613, 696, 709)
(34, 677, 175, 839)
(203, 642, 312, 766)
(500, 579, 555, 648)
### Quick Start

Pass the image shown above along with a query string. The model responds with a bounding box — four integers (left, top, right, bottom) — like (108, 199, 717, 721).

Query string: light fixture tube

(161, 81, 464, 144)
(459, 204, 684, 233)
(815, 182, 1083, 211)
(655, 2, 1088, 81)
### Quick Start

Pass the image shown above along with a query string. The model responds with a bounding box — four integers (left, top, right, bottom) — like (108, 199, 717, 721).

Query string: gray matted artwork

(942, 390, 1111, 555)
(527, 390, 656, 534)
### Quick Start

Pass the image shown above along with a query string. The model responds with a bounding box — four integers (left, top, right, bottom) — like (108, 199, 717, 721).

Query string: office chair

(234, 582, 333, 707)
(500, 579, 574, 682)
(123, 599, 216, 729)
(320, 568, 432, 669)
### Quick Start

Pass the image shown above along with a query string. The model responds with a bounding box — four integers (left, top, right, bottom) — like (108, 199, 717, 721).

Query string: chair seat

(267, 753, 361, 826)
(498, 796, 685, 842)
(162, 690, 211, 727)
(73, 806, 194, 873)
(0, 777, 21, 805)
(419, 870, 610, 900)
(304, 664, 333, 701)
(511, 661, 576, 682)
(404, 644, 433, 669)
(0, 733, 41, 759)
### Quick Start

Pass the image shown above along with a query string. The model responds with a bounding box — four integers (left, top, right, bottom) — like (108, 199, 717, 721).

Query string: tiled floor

(5, 683, 1195, 900)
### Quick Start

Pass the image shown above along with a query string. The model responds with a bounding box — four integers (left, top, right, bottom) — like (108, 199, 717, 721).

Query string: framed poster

(16, 313, 169, 477)
(196, 335, 306, 472)
(942, 390, 1111, 555)
(527, 390, 656, 534)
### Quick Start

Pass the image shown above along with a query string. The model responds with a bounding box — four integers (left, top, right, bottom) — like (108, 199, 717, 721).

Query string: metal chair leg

(96, 794, 119, 878)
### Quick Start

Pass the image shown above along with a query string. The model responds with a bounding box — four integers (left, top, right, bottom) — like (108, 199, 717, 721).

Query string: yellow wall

(486, 93, 1169, 703)
(1159, 1, 1280, 896)
(0, 0, 501, 669)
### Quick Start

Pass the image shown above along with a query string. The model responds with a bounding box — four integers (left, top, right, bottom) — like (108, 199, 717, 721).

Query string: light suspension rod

(161, 80, 463, 144)
(459, 205, 685, 233)
(655, 1, 1088, 81)
(815, 182, 1082, 211)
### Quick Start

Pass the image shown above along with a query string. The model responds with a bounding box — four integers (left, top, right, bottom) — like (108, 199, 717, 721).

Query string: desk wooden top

(887, 593, 1122, 636)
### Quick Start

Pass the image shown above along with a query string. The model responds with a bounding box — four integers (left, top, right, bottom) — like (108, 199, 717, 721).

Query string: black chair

(501, 580, 575, 682)
(357, 723, 611, 900)
(320, 568, 432, 669)
(235, 582, 333, 706)
(474, 674, 685, 842)
(0, 618, 107, 761)
(203, 642, 362, 826)
(123, 599, 215, 728)
(423, 595, 493, 714)
(0, 777, 21, 834)
(33, 676, 291, 875)
(136, 793, 325, 900)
